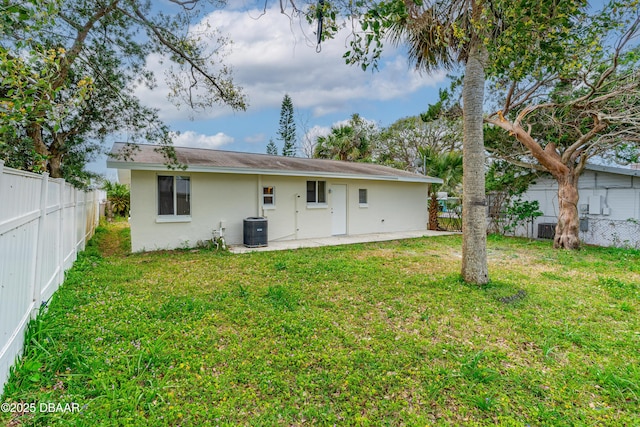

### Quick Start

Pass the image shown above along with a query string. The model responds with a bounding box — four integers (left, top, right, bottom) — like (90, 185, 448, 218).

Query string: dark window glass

(306, 181, 316, 203)
(158, 176, 174, 215)
(317, 181, 326, 203)
(158, 175, 190, 216)
(307, 181, 326, 203)
(359, 189, 367, 204)
(176, 176, 190, 215)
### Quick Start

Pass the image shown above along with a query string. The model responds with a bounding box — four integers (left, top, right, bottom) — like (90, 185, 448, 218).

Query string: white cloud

(135, 4, 447, 122)
(171, 131, 234, 149)
(304, 124, 331, 141)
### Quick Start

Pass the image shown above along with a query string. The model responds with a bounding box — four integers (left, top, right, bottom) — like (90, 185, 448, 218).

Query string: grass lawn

(1, 221, 639, 426)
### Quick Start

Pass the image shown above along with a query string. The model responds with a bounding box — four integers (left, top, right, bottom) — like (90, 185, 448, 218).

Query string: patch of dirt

(98, 221, 130, 258)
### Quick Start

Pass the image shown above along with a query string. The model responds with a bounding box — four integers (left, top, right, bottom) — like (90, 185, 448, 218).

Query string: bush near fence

(0, 161, 104, 396)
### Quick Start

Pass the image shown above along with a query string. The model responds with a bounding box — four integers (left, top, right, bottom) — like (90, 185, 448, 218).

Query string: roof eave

(106, 160, 443, 184)
(585, 163, 640, 177)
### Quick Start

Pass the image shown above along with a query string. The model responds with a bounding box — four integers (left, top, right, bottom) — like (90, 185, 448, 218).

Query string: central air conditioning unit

(243, 217, 268, 247)
(538, 223, 556, 239)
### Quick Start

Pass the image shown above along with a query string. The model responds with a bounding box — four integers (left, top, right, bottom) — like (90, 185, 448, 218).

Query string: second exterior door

(331, 184, 347, 235)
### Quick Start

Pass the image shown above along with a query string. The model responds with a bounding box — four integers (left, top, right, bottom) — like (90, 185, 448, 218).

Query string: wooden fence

(0, 160, 104, 396)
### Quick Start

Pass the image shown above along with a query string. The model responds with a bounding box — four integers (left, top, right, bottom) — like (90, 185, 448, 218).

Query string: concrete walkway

(229, 230, 458, 254)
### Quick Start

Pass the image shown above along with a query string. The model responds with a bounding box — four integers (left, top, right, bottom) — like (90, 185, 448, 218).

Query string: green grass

(1, 223, 639, 426)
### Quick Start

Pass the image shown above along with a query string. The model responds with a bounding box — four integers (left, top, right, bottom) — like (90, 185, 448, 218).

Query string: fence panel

(62, 185, 76, 271)
(580, 217, 640, 249)
(0, 161, 104, 396)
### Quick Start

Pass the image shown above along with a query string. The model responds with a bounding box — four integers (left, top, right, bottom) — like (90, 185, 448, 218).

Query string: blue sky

(95, 1, 449, 180)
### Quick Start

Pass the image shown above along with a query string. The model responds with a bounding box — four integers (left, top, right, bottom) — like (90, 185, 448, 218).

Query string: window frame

(263, 186, 276, 209)
(156, 175, 191, 221)
(306, 180, 327, 205)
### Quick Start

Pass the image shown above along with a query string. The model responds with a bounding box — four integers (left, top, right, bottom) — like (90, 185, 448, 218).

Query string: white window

(263, 186, 275, 206)
(306, 180, 326, 204)
(158, 175, 190, 216)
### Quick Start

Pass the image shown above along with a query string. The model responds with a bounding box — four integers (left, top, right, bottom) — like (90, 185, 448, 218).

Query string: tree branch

(127, 4, 230, 104)
(561, 115, 608, 164)
(54, 1, 121, 90)
(485, 115, 566, 176)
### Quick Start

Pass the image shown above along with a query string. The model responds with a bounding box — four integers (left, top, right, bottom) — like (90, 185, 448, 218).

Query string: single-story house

(518, 164, 640, 248)
(107, 143, 442, 252)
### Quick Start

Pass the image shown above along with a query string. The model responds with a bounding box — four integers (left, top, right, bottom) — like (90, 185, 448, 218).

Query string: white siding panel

(595, 172, 633, 189)
(577, 170, 596, 189)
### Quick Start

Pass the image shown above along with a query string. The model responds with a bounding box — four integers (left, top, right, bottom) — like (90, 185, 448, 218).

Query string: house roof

(586, 163, 640, 177)
(107, 143, 443, 184)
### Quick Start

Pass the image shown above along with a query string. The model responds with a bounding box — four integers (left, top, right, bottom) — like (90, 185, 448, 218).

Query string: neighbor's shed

(107, 143, 442, 251)
(519, 164, 640, 248)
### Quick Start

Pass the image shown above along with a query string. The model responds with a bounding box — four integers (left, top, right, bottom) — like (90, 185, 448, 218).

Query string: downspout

(295, 193, 300, 239)
(257, 175, 263, 217)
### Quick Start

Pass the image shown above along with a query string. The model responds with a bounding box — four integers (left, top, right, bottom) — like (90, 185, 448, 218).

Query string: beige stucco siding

(344, 180, 428, 235)
(130, 170, 258, 251)
(129, 170, 429, 251)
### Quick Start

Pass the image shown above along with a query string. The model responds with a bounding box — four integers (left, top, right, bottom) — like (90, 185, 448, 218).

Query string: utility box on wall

(588, 195, 603, 215)
(580, 218, 589, 232)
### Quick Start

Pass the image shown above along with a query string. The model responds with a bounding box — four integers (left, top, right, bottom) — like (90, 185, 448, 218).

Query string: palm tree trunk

(461, 39, 489, 285)
(428, 192, 439, 230)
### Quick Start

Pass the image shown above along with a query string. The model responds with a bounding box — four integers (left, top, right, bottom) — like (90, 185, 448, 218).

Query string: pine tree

(266, 139, 278, 155)
(278, 94, 297, 157)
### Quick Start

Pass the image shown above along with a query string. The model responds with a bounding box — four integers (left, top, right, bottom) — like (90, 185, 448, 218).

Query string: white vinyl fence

(0, 160, 104, 396)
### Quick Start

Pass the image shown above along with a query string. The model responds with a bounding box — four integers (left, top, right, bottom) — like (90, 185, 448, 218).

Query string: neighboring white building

(519, 164, 640, 248)
(107, 143, 442, 252)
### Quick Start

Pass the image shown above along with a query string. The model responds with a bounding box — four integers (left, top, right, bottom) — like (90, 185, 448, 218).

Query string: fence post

(32, 173, 49, 313)
(73, 186, 78, 257)
(71, 184, 75, 263)
(57, 179, 65, 285)
(0, 160, 4, 199)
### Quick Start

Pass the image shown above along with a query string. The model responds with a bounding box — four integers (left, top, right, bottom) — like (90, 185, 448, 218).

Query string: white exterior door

(331, 184, 347, 235)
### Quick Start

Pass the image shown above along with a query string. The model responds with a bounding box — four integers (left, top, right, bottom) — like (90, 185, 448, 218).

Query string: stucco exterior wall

(129, 170, 429, 251)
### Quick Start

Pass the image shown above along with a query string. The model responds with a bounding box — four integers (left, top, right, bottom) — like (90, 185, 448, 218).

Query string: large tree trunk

(461, 39, 489, 285)
(28, 122, 50, 174)
(554, 171, 581, 249)
(48, 134, 65, 179)
(48, 154, 63, 179)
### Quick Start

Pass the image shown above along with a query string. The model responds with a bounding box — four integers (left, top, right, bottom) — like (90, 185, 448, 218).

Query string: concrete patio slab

(229, 230, 458, 254)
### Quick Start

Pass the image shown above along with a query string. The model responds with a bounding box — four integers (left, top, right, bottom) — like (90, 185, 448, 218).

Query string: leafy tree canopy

(1, 0, 246, 184)
(314, 113, 376, 162)
(484, 1, 640, 248)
